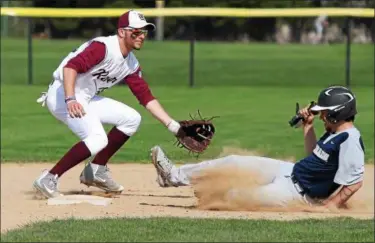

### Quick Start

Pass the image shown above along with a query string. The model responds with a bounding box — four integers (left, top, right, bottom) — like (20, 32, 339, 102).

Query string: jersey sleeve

(334, 136, 365, 185)
(319, 131, 331, 141)
(124, 67, 156, 106)
(65, 41, 106, 73)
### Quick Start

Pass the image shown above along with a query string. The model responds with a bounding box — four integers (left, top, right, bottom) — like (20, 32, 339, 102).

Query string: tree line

(6, 0, 375, 42)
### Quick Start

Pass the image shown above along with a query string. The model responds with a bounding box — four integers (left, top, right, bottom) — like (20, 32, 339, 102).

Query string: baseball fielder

(152, 86, 365, 210)
(33, 10, 183, 198)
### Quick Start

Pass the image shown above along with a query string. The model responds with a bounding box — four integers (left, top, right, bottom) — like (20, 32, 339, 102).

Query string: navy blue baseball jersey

(292, 127, 365, 199)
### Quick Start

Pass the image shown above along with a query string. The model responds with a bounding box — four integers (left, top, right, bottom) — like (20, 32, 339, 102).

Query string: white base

(47, 194, 112, 206)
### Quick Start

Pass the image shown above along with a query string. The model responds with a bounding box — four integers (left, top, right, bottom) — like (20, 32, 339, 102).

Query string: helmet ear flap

(325, 109, 340, 124)
(325, 100, 357, 124)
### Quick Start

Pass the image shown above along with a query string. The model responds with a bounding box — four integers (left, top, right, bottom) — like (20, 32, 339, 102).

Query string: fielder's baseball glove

(175, 110, 217, 154)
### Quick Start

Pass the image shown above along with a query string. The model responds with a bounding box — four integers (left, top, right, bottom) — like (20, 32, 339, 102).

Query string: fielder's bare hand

(298, 105, 315, 126)
(67, 100, 86, 118)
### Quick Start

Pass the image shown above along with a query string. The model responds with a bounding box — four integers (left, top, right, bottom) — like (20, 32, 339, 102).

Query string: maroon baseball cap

(117, 10, 156, 31)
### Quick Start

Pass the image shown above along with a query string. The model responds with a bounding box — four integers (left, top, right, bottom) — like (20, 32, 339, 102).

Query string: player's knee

(116, 111, 142, 136)
(83, 133, 108, 155)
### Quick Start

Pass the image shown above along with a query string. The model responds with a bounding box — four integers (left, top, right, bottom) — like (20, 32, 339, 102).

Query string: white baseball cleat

(151, 146, 177, 187)
(80, 162, 124, 193)
(156, 174, 173, 188)
(33, 170, 63, 198)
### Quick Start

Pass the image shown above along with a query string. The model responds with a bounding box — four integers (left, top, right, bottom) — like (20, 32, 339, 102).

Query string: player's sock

(49, 141, 91, 177)
(91, 127, 129, 166)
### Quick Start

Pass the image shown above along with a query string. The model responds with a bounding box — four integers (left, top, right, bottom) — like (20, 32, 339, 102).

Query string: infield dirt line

(1, 163, 374, 233)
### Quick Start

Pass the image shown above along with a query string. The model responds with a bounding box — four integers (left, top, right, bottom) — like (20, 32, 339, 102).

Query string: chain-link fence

(1, 1, 373, 88)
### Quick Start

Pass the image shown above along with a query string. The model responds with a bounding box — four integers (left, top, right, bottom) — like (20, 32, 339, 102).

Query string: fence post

(155, 0, 165, 41)
(291, 0, 297, 43)
(1, 0, 9, 37)
(27, 17, 33, 85)
(345, 16, 351, 88)
(189, 18, 195, 87)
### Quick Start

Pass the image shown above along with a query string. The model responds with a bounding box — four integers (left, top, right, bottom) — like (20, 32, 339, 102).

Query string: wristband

(65, 96, 76, 104)
(167, 120, 181, 135)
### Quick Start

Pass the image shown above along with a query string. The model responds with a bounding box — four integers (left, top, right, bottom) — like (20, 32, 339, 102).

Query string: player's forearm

(324, 182, 362, 208)
(63, 67, 78, 98)
(303, 124, 317, 155)
(145, 99, 172, 125)
(145, 99, 180, 134)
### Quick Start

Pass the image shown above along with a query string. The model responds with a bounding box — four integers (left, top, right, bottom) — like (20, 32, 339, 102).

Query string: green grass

(1, 217, 374, 242)
(1, 38, 373, 87)
(1, 38, 374, 163)
(1, 85, 374, 163)
(1, 38, 374, 242)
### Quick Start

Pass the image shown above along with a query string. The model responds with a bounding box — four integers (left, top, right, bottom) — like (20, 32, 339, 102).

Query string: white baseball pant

(168, 155, 312, 207)
(42, 80, 141, 155)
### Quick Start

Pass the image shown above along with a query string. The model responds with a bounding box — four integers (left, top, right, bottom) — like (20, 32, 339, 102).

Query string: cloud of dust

(191, 163, 375, 214)
(191, 164, 307, 212)
(219, 146, 296, 163)
(218, 147, 264, 157)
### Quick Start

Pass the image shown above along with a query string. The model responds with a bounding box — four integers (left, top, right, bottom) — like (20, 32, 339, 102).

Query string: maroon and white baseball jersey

(52, 35, 154, 106)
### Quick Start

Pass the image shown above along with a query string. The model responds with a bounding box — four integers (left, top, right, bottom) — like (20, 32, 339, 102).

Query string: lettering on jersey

(92, 69, 117, 83)
(96, 87, 108, 95)
(313, 145, 329, 162)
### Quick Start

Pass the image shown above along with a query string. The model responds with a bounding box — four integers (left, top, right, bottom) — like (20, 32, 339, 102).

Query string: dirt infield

(1, 163, 374, 233)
